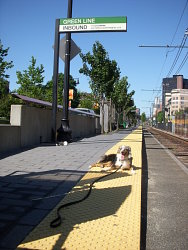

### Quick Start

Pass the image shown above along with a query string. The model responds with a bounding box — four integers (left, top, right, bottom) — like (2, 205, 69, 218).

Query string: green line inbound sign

(59, 16, 127, 33)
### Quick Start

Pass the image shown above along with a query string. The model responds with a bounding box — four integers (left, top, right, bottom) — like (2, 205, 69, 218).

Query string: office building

(162, 75, 188, 113)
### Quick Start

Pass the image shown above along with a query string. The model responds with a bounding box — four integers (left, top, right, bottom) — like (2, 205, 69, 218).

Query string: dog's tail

(89, 163, 104, 169)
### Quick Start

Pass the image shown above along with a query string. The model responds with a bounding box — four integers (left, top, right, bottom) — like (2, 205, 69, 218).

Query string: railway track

(145, 126, 188, 168)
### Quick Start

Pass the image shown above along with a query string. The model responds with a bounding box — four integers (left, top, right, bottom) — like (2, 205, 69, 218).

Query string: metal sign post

(52, 19, 60, 142)
(52, 0, 127, 143)
(56, 0, 73, 143)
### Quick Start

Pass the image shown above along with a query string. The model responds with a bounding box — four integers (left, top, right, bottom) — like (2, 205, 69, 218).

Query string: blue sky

(0, 0, 188, 116)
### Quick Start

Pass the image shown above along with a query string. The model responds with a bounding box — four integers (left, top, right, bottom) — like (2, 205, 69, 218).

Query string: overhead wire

(165, 0, 188, 77)
(141, 0, 188, 116)
(174, 51, 188, 74)
(168, 0, 188, 49)
(151, 0, 188, 103)
(174, 27, 188, 74)
(152, 0, 188, 111)
(166, 34, 187, 77)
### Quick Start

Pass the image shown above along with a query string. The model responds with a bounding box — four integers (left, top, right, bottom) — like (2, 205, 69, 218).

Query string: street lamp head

(185, 28, 188, 35)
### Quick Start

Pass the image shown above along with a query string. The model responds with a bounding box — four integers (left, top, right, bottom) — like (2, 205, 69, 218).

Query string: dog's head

(117, 145, 131, 159)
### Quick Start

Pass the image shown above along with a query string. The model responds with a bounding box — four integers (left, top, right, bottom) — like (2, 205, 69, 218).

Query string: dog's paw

(130, 168, 136, 175)
(117, 168, 123, 172)
(102, 167, 111, 172)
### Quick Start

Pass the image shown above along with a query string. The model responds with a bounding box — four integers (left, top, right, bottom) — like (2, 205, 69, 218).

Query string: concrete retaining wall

(0, 105, 100, 153)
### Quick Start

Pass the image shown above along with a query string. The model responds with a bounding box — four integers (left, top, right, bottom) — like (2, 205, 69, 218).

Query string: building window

(181, 97, 184, 100)
(176, 97, 178, 100)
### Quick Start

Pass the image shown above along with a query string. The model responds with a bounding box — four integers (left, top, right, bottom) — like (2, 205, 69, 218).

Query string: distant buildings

(166, 89, 188, 116)
(153, 97, 162, 116)
(152, 75, 188, 122)
(162, 75, 188, 118)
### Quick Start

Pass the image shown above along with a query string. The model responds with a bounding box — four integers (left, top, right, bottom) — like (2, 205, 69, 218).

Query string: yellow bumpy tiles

(17, 127, 142, 250)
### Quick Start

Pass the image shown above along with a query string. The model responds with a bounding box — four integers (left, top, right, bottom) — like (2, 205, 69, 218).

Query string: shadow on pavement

(0, 169, 86, 249)
(0, 168, 133, 249)
(15, 170, 132, 249)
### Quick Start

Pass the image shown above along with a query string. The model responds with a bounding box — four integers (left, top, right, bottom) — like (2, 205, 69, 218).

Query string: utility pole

(52, 19, 60, 142)
(57, 0, 73, 143)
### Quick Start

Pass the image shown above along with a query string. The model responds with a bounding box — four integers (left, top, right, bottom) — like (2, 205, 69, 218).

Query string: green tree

(79, 41, 120, 132)
(79, 41, 120, 98)
(0, 40, 13, 97)
(78, 92, 100, 113)
(0, 40, 14, 121)
(16, 56, 45, 99)
(157, 111, 164, 123)
(112, 77, 135, 128)
(0, 79, 9, 98)
(78, 92, 94, 109)
(185, 107, 188, 114)
(141, 112, 146, 123)
(0, 94, 21, 121)
(43, 73, 80, 108)
(175, 108, 188, 115)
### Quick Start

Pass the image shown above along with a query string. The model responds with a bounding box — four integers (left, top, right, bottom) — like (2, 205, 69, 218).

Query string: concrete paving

(0, 129, 132, 250)
(141, 128, 188, 250)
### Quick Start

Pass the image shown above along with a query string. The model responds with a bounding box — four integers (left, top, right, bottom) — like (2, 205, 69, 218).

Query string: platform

(142, 128, 188, 250)
(17, 127, 142, 250)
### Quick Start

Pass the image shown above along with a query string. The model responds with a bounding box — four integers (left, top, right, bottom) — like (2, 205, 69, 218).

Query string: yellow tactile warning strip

(17, 127, 142, 250)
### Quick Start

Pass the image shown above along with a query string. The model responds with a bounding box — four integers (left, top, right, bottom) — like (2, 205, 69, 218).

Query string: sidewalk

(141, 128, 188, 250)
(0, 129, 135, 250)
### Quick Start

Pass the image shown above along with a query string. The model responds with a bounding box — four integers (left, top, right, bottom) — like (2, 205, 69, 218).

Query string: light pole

(142, 101, 154, 126)
(52, 19, 60, 142)
(162, 82, 169, 125)
(57, 0, 73, 143)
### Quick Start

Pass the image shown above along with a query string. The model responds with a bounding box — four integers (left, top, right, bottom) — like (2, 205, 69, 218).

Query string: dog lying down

(90, 145, 135, 173)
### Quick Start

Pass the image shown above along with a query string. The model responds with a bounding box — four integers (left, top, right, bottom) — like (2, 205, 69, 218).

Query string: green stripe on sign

(60, 16, 127, 25)
(95, 17, 127, 24)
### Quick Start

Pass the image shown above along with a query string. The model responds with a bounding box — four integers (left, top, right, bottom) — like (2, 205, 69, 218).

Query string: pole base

(57, 119, 72, 144)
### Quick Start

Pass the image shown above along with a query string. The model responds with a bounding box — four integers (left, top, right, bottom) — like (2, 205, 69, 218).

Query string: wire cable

(151, 1, 188, 105)
(174, 51, 188, 74)
(169, 0, 188, 47)
(166, 34, 187, 77)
